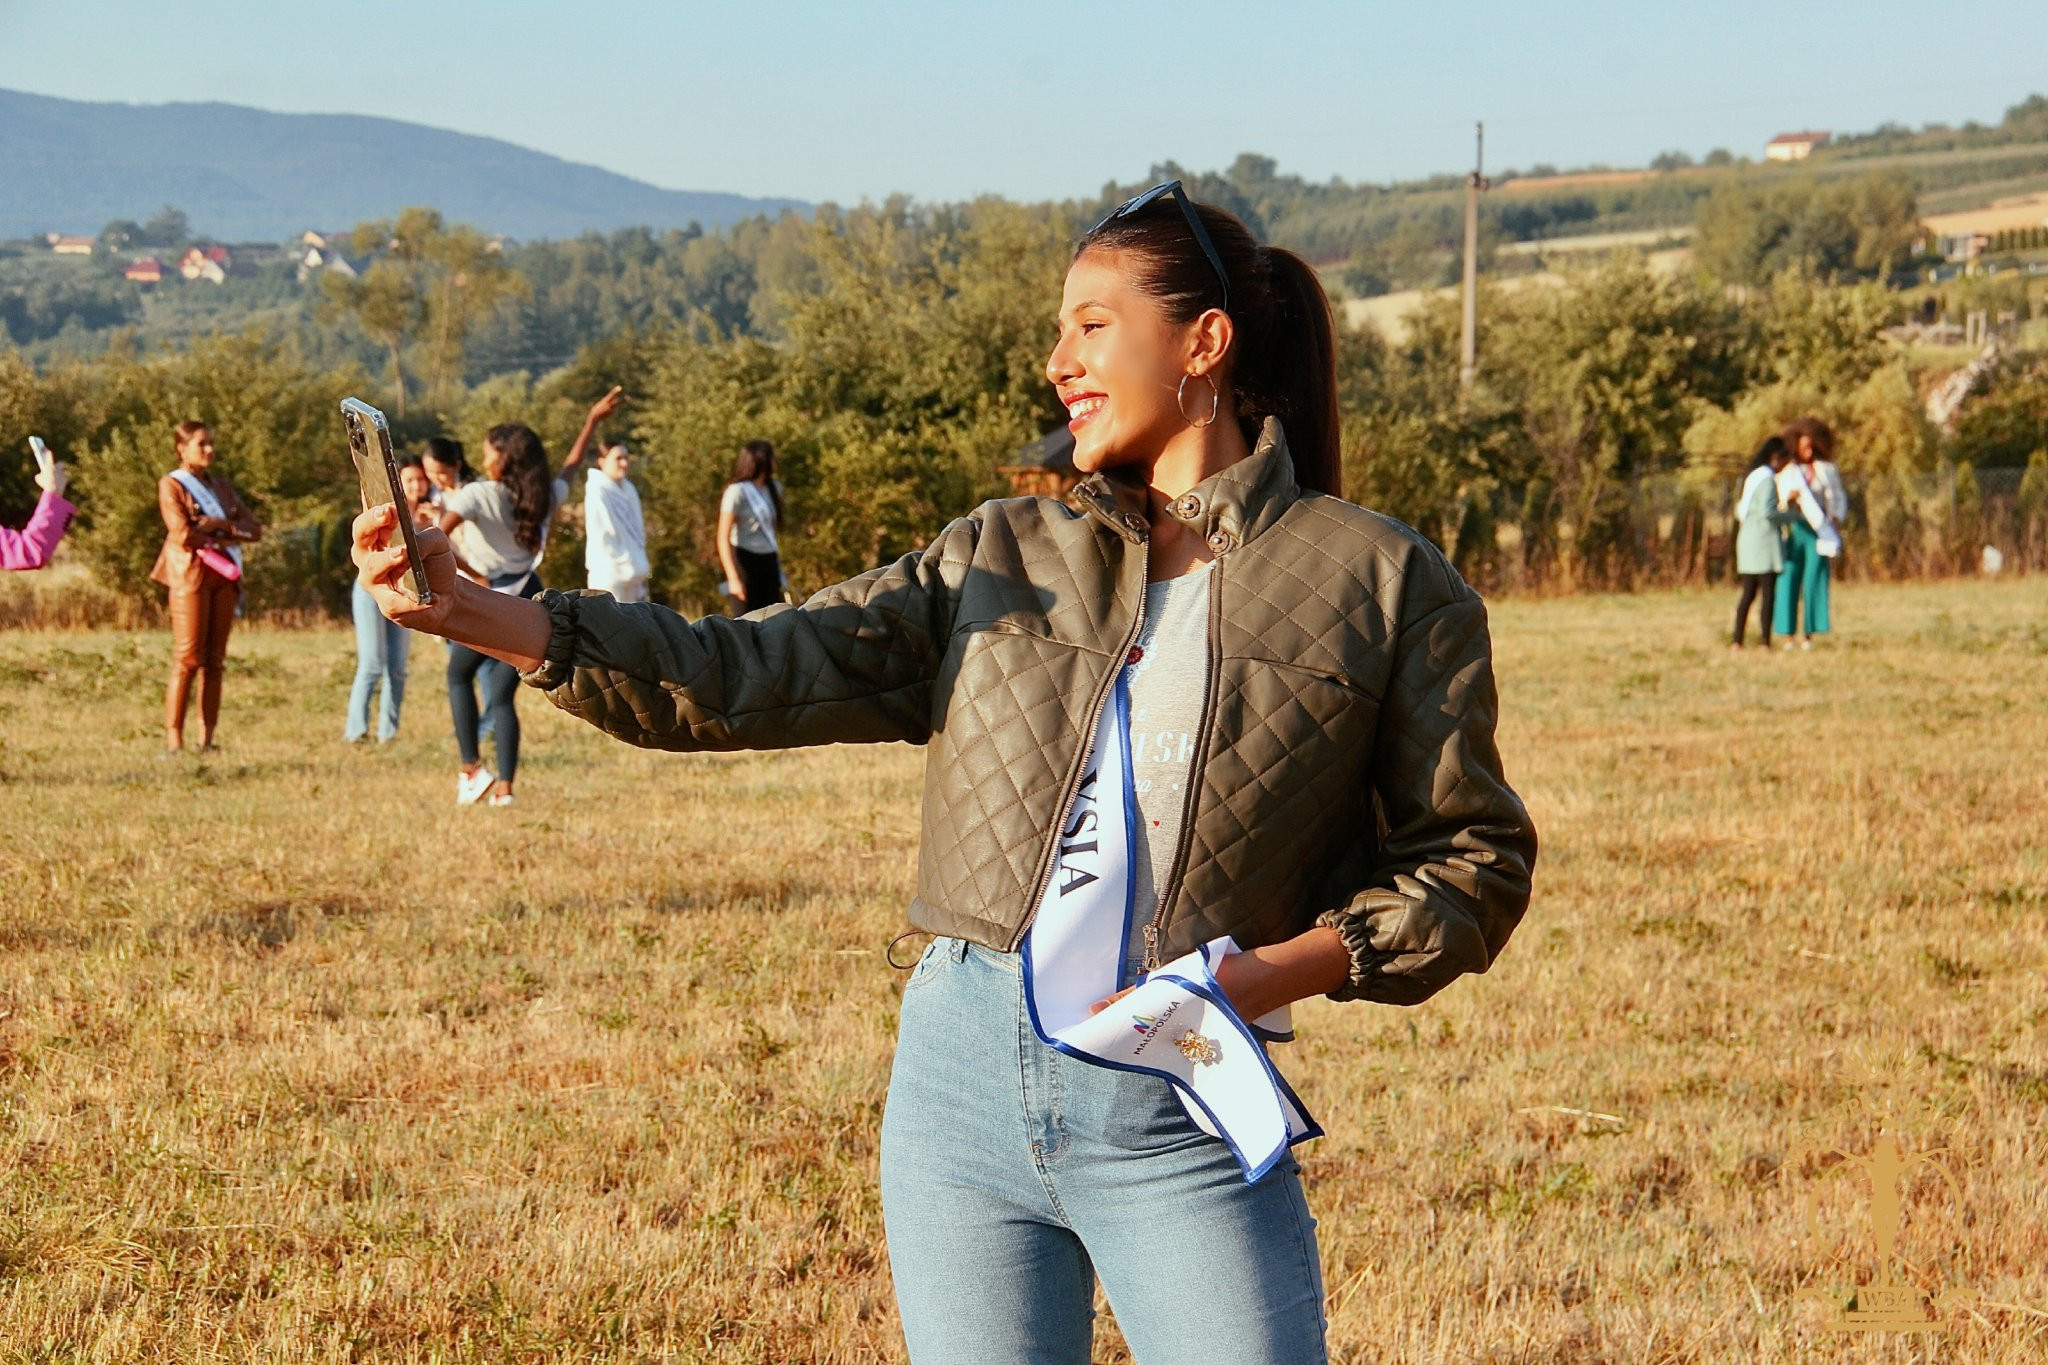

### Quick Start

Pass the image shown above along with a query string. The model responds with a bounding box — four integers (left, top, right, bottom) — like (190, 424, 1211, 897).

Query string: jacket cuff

(1313, 905, 1393, 1003)
(518, 589, 583, 691)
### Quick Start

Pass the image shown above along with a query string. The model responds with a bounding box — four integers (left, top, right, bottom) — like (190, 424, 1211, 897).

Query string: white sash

(736, 480, 778, 552)
(170, 468, 243, 572)
(1776, 464, 1841, 558)
(1022, 679, 1320, 1183)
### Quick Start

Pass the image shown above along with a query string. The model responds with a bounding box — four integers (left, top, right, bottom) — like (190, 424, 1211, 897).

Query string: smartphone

(28, 435, 52, 473)
(341, 397, 433, 604)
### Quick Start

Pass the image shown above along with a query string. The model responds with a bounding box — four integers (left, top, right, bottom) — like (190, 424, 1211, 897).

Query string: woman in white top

(717, 439, 784, 614)
(1771, 416, 1847, 649)
(584, 441, 650, 602)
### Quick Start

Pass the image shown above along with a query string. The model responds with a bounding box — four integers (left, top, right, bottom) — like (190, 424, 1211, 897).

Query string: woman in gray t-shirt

(432, 394, 620, 806)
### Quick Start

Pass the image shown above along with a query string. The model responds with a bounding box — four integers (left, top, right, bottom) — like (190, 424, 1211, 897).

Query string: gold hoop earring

(1177, 372, 1220, 429)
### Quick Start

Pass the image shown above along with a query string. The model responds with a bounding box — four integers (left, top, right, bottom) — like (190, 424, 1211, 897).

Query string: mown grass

(2, 577, 2045, 1363)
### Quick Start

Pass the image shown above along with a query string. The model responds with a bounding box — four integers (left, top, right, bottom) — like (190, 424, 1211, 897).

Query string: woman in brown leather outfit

(152, 420, 262, 753)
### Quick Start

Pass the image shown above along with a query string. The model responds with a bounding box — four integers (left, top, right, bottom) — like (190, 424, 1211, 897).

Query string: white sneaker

(487, 791, 515, 808)
(457, 768, 496, 805)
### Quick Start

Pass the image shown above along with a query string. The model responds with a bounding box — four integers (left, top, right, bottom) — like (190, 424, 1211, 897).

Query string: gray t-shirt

(720, 479, 780, 555)
(442, 476, 569, 583)
(1121, 563, 1213, 977)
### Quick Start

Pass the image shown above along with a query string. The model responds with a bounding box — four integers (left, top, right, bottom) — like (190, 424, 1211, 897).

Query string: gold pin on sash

(1176, 1030, 1220, 1065)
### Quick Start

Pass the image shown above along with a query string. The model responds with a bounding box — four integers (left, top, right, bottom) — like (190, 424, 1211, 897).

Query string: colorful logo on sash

(1131, 1012, 1159, 1036)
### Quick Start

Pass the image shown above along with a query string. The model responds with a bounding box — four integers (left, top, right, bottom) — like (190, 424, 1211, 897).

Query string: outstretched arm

(355, 504, 551, 670)
(520, 510, 982, 752)
(355, 499, 983, 751)
(560, 386, 626, 480)
(2, 456, 76, 571)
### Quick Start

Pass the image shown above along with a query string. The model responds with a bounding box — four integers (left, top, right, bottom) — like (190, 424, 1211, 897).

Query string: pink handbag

(196, 546, 242, 582)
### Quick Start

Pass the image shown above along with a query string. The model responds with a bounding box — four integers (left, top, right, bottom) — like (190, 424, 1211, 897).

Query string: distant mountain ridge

(0, 88, 806, 242)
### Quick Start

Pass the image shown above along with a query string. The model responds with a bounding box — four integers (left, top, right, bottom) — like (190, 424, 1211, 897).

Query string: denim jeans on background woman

(446, 570, 542, 778)
(880, 937, 1329, 1365)
(345, 581, 411, 742)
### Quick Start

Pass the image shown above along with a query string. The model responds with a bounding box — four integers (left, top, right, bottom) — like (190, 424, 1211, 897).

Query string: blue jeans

(447, 645, 518, 778)
(345, 582, 410, 742)
(446, 571, 540, 778)
(881, 938, 1328, 1364)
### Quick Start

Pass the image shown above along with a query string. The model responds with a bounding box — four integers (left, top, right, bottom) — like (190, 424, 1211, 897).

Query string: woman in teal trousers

(1772, 417, 1845, 647)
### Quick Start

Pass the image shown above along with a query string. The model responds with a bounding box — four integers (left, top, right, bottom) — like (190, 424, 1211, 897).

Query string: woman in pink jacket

(2, 444, 76, 571)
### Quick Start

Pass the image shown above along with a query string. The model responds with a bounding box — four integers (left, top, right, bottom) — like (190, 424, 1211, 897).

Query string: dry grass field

(2, 577, 2045, 1363)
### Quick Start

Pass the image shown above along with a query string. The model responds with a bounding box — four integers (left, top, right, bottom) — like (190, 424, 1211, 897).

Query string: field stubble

(1, 578, 2044, 1362)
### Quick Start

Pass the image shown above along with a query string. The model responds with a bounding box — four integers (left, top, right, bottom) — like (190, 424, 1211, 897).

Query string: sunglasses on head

(1089, 179, 1231, 317)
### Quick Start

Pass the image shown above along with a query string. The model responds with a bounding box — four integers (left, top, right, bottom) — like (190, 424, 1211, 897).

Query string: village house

(46, 233, 96, 255)
(295, 244, 357, 283)
(179, 245, 231, 284)
(1765, 131, 1831, 162)
(124, 256, 164, 285)
(1921, 192, 2048, 262)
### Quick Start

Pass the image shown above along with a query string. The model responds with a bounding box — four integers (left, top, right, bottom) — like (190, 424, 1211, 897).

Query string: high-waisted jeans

(880, 937, 1329, 1365)
(446, 570, 542, 779)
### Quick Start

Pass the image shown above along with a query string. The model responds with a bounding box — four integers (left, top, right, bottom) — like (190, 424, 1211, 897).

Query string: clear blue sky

(1, 0, 2041, 205)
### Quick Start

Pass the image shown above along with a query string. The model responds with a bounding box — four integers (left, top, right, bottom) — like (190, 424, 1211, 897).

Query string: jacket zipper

(1005, 522, 1150, 952)
(1141, 558, 1223, 970)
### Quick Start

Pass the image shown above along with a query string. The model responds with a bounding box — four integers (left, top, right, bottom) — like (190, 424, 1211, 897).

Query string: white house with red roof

(1765, 131, 1831, 162)
(179, 245, 231, 284)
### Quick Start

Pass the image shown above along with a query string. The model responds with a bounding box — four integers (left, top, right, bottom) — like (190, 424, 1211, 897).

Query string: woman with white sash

(354, 184, 1536, 1363)
(716, 440, 785, 613)
(151, 420, 261, 754)
(1772, 417, 1846, 649)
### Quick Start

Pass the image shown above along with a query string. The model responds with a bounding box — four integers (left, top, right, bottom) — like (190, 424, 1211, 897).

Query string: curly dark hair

(1780, 416, 1835, 463)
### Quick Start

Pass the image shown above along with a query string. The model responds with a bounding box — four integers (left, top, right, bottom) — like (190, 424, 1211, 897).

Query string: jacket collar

(1070, 416, 1302, 555)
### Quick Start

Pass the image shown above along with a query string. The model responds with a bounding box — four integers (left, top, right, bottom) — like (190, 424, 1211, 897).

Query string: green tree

(141, 206, 190, 248)
(1694, 172, 1920, 284)
(323, 260, 423, 416)
(1949, 353, 2048, 468)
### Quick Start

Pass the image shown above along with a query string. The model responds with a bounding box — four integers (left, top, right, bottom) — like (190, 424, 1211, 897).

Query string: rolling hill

(0, 88, 806, 243)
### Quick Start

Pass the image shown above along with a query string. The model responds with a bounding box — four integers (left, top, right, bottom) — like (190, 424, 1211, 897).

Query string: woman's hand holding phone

(352, 503, 552, 671)
(354, 503, 457, 631)
(29, 439, 68, 500)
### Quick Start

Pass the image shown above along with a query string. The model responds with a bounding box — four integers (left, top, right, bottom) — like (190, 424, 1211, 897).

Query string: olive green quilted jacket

(521, 419, 1536, 1004)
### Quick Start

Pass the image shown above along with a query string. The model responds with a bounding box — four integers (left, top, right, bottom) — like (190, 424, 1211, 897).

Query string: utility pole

(1460, 122, 1487, 392)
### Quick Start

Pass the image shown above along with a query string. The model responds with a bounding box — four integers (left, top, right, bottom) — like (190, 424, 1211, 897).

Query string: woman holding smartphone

(3, 440, 76, 571)
(154, 420, 261, 754)
(357, 185, 1535, 1361)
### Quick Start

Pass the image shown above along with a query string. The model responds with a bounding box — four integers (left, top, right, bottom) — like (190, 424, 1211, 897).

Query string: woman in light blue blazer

(1732, 435, 1792, 648)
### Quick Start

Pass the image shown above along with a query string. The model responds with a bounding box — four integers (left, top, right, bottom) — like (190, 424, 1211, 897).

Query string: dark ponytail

(1241, 246, 1340, 495)
(1078, 192, 1342, 494)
